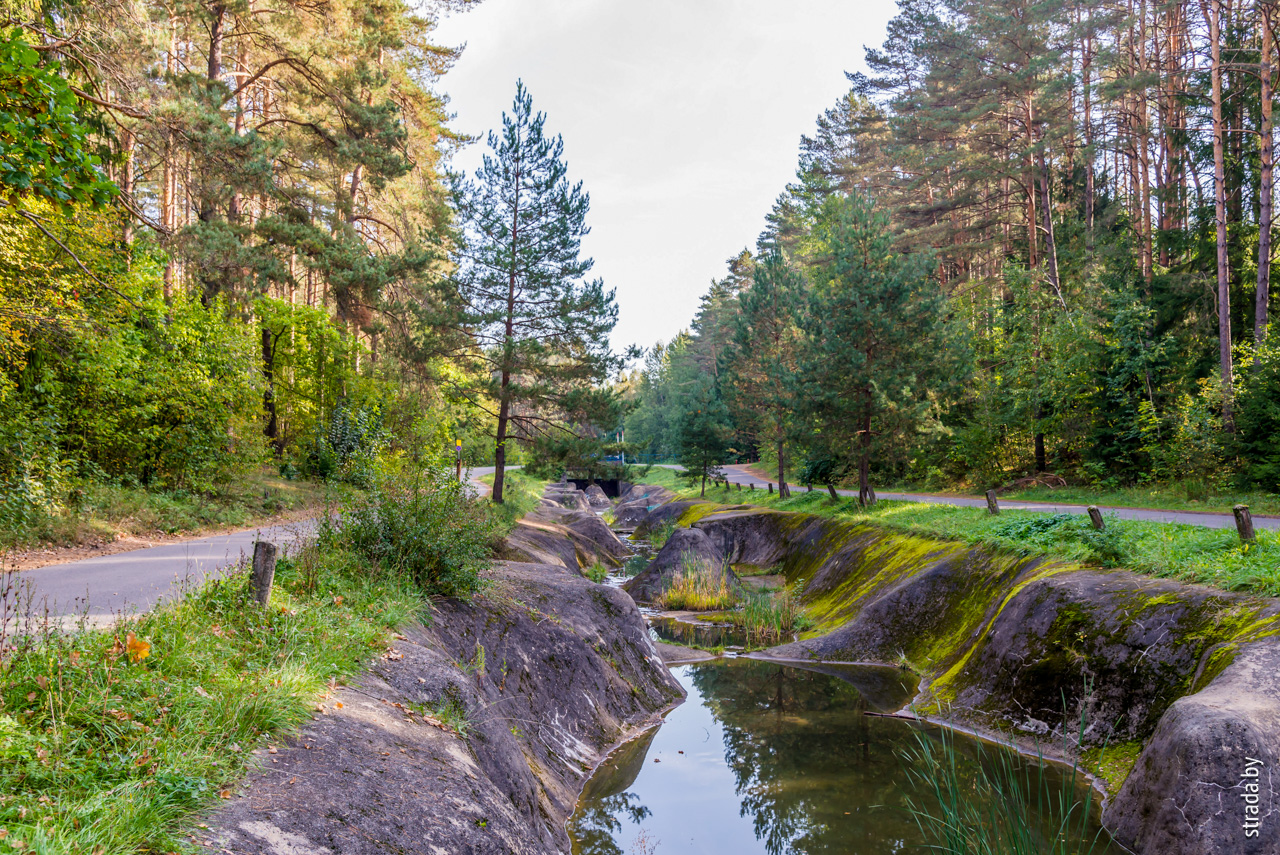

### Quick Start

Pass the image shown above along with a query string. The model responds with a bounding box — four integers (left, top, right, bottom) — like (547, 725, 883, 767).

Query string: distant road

(719, 464, 1278, 532)
(16, 466, 506, 620)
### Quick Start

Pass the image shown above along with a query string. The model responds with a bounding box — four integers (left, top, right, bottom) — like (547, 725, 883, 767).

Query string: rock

(527, 506, 629, 563)
(1105, 638, 1280, 855)
(627, 498, 701, 535)
(498, 511, 627, 572)
(623, 527, 735, 603)
(545, 486, 591, 511)
(584, 484, 611, 509)
(621, 483, 673, 504)
(208, 561, 683, 855)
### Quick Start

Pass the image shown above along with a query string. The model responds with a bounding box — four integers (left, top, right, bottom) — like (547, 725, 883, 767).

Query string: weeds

(647, 520, 678, 548)
(410, 698, 471, 736)
(654, 558, 735, 611)
(585, 562, 610, 583)
(738, 589, 809, 646)
(901, 710, 1108, 855)
(622, 554, 649, 577)
(335, 466, 496, 597)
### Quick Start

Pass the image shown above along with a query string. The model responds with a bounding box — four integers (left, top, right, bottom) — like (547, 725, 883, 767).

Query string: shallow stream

(568, 659, 1121, 855)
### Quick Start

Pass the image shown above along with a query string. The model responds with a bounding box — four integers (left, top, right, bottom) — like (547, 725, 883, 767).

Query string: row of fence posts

(983, 489, 1257, 544)
(708, 478, 1260, 545)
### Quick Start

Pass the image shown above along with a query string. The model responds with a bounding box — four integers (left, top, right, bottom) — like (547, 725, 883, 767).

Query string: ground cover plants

(0, 466, 496, 854)
(654, 558, 735, 610)
(676, 481, 1280, 596)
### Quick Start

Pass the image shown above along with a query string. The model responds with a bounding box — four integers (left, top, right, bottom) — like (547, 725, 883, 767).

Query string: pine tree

(453, 81, 622, 503)
(799, 191, 970, 505)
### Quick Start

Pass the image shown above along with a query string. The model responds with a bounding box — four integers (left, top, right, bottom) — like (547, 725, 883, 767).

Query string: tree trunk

(776, 439, 789, 500)
(1037, 146, 1063, 307)
(1259, 6, 1276, 366)
(262, 327, 281, 455)
(858, 399, 875, 507)
(701, 472, 706, 497)
(493, 384, 509, 504)
(1202, 0, 1234, 427)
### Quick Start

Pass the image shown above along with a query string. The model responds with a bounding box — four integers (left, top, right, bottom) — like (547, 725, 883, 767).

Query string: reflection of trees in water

(571, 792, 653, 855)
(688, 662, 905, 855)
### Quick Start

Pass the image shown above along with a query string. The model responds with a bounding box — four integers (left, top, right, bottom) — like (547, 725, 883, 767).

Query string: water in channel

(568, 659, 1121, 855)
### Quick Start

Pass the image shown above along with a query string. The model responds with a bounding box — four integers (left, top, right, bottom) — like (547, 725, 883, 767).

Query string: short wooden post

(251, 541, 278, 606)
(1234, 505, 1256, 543)
(768, 483, 774, 494)
(749, 482, 754, 491)
(807, 484, 813, 493)
(985, 490, 1000, 516)
(1087, 506, 1105, 530)
(736, 482, 742, 491)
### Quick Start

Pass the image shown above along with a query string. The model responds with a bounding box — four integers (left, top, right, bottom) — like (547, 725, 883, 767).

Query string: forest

(0, 0, 623, 544)
(625, 0, 1280, 503)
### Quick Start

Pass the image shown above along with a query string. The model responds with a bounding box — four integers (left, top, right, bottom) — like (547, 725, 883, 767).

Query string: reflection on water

(648, 616, 749, 650)
(569, 660, 1120, 855)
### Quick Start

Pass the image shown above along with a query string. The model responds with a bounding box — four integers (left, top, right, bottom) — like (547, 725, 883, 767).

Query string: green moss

(1083, 741, 1144, 795)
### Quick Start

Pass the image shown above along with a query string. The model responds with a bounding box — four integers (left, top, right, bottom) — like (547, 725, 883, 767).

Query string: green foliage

(584, 562, 610, 584)
(738, 589, 809, 647)
(675, 376, 732, 496)
(0, 28, 114, 209)
(1235, 344, 1280, 491)
(0, 537, 418, 853)
(330, 465, 497, 598)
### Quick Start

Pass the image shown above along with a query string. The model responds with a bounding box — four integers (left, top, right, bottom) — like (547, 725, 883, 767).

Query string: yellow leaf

(126, 632, 151, 664)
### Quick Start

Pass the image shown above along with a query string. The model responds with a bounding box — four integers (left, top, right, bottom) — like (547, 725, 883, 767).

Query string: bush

(655, 557, 735, 610)
(332, 466, 497, 597)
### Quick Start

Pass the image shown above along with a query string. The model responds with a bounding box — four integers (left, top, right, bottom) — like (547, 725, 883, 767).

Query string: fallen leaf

(69, 650, 81, 667)
(227, 742, 242, 753)
(34, 675, 48, 690)
(126, 632, 151, 664)
(219, 789, 231, 799)
(25, 692, 35, 702)
(0, 828, 8, 839)
(267, 746, 278, 754)
(194, 686, 210, 699)
(288, 777, 297, 785)
(332, 595, 344, 606)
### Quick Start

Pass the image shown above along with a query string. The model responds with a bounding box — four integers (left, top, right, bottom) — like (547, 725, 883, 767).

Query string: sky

(431, 0, 899, 356)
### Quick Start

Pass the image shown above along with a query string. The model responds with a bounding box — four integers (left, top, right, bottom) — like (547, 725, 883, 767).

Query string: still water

(568, 660, 1120, 855)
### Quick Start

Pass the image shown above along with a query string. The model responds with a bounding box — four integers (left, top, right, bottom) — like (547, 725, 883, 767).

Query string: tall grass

(901, 719, 1109, 855)
(654, 557, 735, 610)
(738, 589, 809, 646)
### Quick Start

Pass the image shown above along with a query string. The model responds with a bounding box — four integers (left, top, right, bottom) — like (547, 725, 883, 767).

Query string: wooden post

(1087, 506, 1105, 530)
(1234, 505, 1256, 543)
(807, 484, 813, 493)
(768, 483, 774, 494)
(736, 482, 742, 491)
(749, 482, 754, 491)
(985, 490, 1000, 516)
(251, 541, 278, 606)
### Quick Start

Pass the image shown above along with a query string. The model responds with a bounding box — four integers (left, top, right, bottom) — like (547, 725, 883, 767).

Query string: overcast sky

(432, 0, 898, 358)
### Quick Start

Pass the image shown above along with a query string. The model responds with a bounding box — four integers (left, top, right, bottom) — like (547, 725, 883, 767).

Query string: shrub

(739, 589, 809, 646)
(332, 466, 497, 598)
(655, 557, 735, 610)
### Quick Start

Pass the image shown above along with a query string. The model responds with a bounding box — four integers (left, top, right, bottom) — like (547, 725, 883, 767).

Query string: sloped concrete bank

(206, 500, 682, 854)
(625, 498, 1280, 855)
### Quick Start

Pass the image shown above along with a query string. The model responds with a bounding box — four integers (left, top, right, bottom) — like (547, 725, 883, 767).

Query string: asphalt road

(719, 464, 1279, 532)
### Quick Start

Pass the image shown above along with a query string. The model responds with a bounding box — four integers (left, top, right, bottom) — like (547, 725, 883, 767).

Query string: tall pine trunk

(1202, 0, 1234, 427)
(776, 438, 789, 499)
(1259, 6, 1275, 366)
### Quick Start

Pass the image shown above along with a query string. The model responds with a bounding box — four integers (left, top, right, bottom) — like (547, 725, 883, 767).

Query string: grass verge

(682, 482, 1280, 595)
(2, 469, 343, 552)
(478, 469, 547, 535)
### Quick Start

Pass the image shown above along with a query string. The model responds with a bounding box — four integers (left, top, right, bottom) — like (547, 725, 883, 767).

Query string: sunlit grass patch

(655, 558, 735, 611)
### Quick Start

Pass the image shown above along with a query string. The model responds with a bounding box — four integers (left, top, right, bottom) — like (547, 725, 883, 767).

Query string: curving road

(718, 464, 1279, 532)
